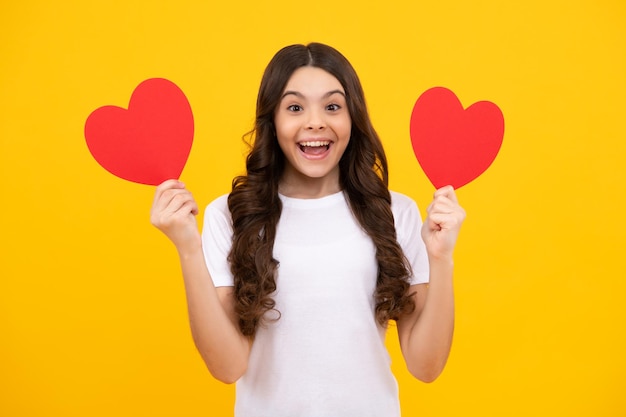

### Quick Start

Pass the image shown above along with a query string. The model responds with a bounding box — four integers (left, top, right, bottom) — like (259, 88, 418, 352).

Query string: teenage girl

(150, 43, 465, 417)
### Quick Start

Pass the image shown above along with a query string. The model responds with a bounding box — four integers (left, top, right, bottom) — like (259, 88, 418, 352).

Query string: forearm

(178, 246, 250, 384)
(403, 257, 455, 382)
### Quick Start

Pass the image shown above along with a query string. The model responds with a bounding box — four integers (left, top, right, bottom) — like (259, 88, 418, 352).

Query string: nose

(305, 108, 326, 130)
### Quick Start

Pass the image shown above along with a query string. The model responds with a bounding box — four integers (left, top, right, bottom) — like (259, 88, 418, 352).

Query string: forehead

(282, 66, 344, 95)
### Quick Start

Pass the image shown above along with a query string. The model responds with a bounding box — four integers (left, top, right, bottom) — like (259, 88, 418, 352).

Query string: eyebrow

(280, 89, 346, 100)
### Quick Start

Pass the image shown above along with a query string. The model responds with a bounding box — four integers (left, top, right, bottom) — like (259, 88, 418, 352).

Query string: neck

(279, 167, 341, 199)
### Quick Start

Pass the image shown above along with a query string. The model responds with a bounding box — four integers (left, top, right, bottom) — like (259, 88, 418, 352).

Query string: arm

(150, 180, 250, 384)
(396, 185, 465, 383)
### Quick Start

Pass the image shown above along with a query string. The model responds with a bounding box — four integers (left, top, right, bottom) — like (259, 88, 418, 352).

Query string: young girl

(151, 43, 465, 416)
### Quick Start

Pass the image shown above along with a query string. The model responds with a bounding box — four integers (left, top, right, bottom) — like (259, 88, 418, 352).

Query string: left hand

(421, 185, 466, 261)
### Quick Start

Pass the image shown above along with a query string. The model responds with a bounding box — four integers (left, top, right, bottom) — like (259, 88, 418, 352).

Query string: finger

(170, 193, 199, 216)
(181, 199, 200, 216)
(151, 191, 194, 224)
(431, 209, 463, 223)
(434, 185, 458, 204)
(151, 192, 197, 227)
(424, 214, 443, 232)
(427, 197, 455, 216)
(154, 186, 192, 212)
(163, 191, 196, 215)
(153, 179, 186, 204)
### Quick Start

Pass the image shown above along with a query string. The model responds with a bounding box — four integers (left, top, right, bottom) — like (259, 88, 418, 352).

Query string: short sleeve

(201, 194, 235, 287)
(391, 191, 429, 285)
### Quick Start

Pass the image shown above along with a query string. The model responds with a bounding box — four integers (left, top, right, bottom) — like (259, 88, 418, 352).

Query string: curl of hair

(228, 43, 415, 337)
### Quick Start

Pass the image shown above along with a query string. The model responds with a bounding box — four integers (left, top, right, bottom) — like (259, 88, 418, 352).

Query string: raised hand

(150, 179, 201, 253)
(421, 185, 466, 261)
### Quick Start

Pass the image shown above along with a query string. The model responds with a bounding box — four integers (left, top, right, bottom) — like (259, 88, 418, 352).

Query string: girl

(151, 43, 465, 416)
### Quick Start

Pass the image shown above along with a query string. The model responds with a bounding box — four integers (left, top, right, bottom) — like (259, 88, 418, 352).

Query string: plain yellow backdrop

(1, 1, 625, 416)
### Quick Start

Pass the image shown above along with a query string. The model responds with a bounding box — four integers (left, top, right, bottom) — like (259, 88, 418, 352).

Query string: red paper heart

(409, 87, 504, 189)
(85, 78, 194, 185)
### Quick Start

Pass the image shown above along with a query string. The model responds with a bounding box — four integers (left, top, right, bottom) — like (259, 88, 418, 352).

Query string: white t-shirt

(202, 190, 429, 417)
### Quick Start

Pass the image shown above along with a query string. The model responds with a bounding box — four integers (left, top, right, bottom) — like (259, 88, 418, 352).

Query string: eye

(287, 104, 303, 112)
(326, 103, 341, 112)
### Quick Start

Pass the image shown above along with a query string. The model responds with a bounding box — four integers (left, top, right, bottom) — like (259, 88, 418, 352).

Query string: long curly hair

(227, 43, 415, 337)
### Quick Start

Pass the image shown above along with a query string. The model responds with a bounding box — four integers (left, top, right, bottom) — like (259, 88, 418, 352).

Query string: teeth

(299, 141, 330, 147)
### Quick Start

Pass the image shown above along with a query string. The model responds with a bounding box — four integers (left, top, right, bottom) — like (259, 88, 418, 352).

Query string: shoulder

(204, 194, 231, 221)
(390, 190, 419, 212)
(389, 190, 423, 227)
(206, 193, 229, 210)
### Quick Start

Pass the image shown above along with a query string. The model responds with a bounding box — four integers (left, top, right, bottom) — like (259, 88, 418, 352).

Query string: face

(274, 66, 351, 196)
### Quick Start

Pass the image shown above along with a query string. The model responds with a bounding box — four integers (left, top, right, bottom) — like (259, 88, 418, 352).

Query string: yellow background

(1, 1, 625, 416)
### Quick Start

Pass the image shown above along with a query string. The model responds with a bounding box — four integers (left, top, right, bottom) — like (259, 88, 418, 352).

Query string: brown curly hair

(228, 43, 415, 337)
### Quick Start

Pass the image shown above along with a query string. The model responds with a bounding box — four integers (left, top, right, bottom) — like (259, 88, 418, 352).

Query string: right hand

(150, 179, 201, 253)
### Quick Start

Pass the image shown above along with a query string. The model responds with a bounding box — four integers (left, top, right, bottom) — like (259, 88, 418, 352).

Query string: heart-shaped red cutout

(85, 78, 194, 185)
(410, 87, 504, 189)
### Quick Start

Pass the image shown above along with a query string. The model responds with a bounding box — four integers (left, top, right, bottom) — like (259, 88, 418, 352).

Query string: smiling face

(274, 66, 352, 198)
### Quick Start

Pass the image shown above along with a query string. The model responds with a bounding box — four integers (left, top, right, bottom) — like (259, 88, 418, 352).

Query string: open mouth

(298, 140, 331, 155)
